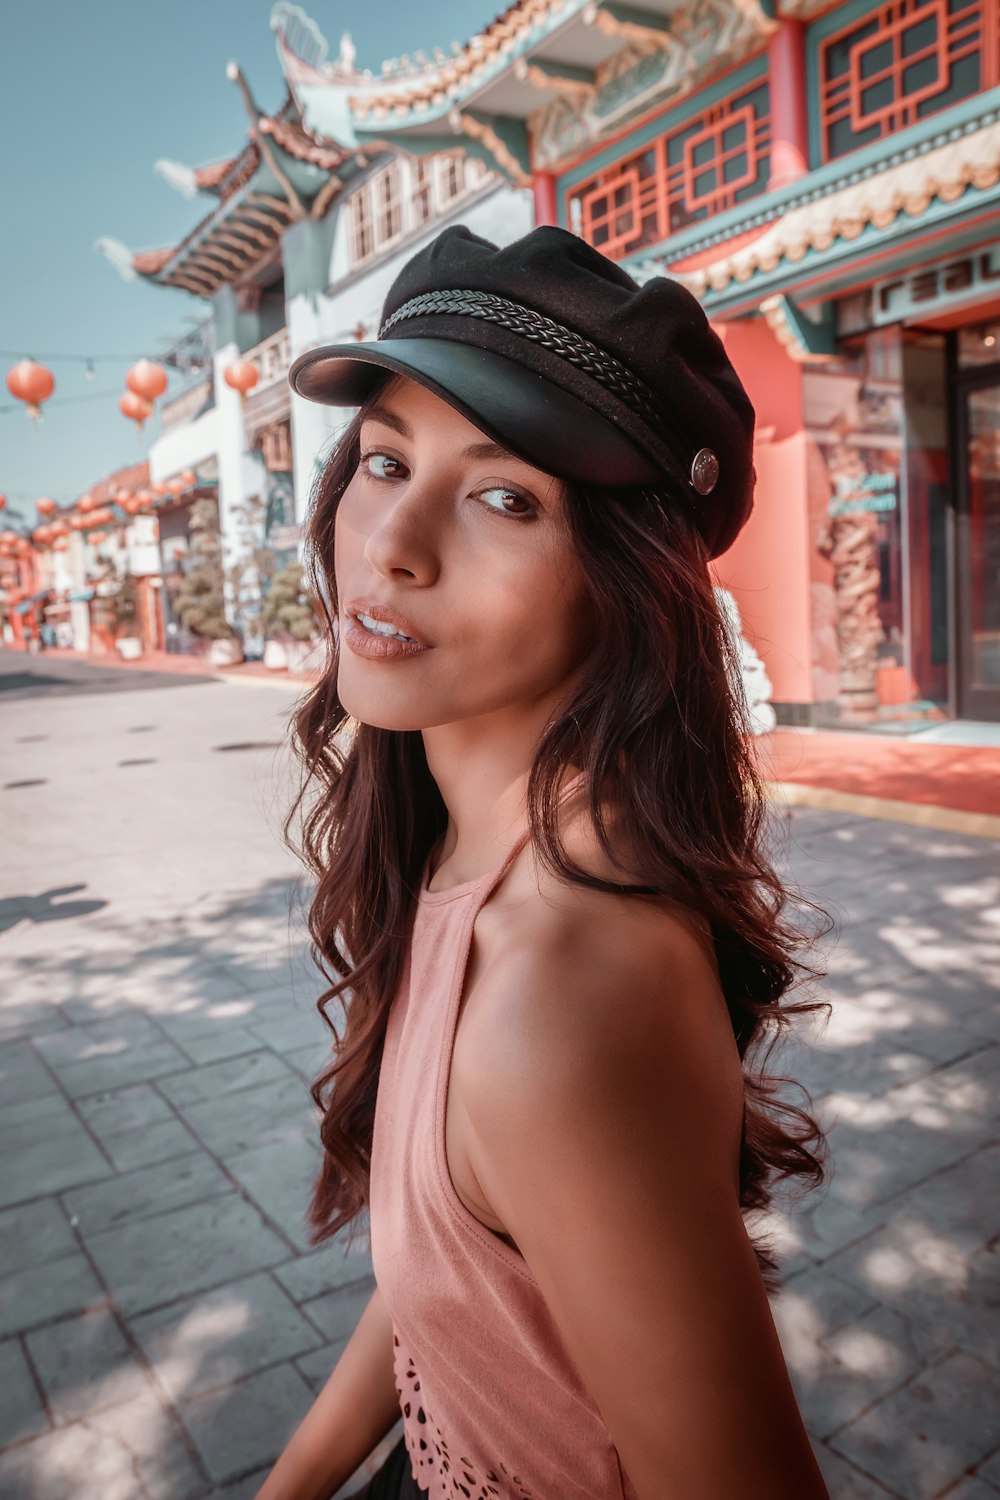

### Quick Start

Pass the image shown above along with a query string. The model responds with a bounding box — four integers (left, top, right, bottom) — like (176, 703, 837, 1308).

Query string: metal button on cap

(690, 448, 719, 496)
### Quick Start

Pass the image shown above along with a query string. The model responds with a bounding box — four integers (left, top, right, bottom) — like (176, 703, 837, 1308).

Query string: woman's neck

(421, 703, 574, 886)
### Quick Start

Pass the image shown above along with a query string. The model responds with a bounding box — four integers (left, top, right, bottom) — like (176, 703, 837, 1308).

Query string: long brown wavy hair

(285, 372, 832, 1293)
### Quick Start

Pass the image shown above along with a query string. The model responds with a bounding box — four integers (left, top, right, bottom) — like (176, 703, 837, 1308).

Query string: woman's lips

(343, 613, 431, 661)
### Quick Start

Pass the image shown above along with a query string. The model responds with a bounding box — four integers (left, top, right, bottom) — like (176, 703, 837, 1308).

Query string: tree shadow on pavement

(0, 813, 998, 1498)
(757, 806, 1000, 1499)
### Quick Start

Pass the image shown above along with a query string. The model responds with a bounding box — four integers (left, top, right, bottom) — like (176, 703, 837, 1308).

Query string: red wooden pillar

(768, 20, 809, 191)
(532, 170, 558, 228)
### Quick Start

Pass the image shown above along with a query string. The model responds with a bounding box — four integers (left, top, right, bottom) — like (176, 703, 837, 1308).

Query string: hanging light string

(0, 387, 124, 417)
(0, 349, 147, 364)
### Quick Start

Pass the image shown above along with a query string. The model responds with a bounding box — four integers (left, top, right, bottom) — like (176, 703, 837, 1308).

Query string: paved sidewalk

(1, 653, 998, 1498)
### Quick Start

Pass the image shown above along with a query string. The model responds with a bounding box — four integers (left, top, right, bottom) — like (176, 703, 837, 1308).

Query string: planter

(115, 636, 143, 660)
(263, 640, 288, 671)
(284, 638, 319, 673)
(206, 637, 245, 667)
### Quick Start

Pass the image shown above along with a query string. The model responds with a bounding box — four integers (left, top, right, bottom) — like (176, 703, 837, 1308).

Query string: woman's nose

(363, 483, 440, 584)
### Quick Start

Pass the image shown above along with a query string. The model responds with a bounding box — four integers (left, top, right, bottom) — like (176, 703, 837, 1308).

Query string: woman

(258, 225, 832, 1500)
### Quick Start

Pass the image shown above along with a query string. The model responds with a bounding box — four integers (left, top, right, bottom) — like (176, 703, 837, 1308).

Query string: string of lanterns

(0, 469, 206, 568)
(3, 356, 172, 430)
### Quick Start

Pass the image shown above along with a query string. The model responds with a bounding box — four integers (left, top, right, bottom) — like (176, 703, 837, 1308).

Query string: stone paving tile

(170, 1024, 269, 1067)
(0, 1038, 63, 1113)
(82, 1194, 291, 1318)
(178, 1360, 314, 1484)
(829, 1351, 1000, 1500)
(52, 1038, 192, 1100)
(0, 1337, 49, 1448)
(771, 1263, 881, 1357)
(156, 1047, 294, 1110)
(61, 1149, 232, 1234)
(977, 1445, 1000, 1489)
(26, 1308, 150, 1423)
(272, 1228, 374, 1305)
(0, 1250, 106, 1339)
(226, 1135, 321, 1253)
(813, 1442, 904, 1499)
(128, 1270, 323, 1402)
(799, 1301, 926, 1441)
(943, 1480, 1000, 1500)
(294, 1337, 349, 1392)
(0, 1197, 77, 1275)
(0, 1382, 207, 1499)
(173, 1071, 318, 1157)
(208, 1469, 274, 1499)
(31, 1013, 170, 1068)
(0, 1002, 70, 1041)
(248, 1009, 331, 1055)
(77, 1081, 200, 1171)
(300, 1275, 377, 1345)
(0, 1098, 113, 1212)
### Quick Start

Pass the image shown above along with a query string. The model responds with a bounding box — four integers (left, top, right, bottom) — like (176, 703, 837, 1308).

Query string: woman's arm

(462, 908, 831, 1500)
(255, 1281, 401, 1500)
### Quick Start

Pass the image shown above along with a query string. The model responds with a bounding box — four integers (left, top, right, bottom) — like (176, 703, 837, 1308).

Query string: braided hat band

(379, 288, 712, 496)
(289, 224, 755, 556)
(380, 289, 661, 430)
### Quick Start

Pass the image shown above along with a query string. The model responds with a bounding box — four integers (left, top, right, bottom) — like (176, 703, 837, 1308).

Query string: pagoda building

(102, 30, 530, 646)
(261, 0, 1000, 729)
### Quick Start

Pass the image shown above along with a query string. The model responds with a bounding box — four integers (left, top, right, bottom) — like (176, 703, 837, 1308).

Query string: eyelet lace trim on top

(395, 1334, 535, 1500)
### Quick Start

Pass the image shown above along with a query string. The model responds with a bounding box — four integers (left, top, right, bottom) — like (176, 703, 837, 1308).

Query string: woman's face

(333, 374, 595, 733)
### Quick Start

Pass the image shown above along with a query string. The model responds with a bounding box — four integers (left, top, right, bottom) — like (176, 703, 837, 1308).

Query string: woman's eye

(364, 450, 407, 480)
(361, 450, 403, 481)
(478, 487, 536, 519)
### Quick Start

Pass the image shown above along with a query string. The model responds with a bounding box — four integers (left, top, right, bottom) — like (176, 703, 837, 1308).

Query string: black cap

(289, 224, 755, 558)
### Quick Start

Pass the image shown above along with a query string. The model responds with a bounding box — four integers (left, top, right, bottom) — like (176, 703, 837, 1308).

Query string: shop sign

(828, 470, 897, 517)
(873, 247, 1000, 327)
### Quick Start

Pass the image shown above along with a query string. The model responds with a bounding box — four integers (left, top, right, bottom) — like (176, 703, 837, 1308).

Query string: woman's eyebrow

(362, 402, 528, 467)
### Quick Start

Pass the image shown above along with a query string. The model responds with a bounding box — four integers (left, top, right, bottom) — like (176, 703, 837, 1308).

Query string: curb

(765, 780, 1000, 840)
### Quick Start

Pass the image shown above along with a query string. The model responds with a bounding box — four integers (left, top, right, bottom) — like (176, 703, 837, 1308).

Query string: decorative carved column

(768, 20, 809, 190)
(817, 434, 885, 724)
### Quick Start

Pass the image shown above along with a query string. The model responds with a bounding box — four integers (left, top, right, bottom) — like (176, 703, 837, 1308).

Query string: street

(1, 652, 998, 1500)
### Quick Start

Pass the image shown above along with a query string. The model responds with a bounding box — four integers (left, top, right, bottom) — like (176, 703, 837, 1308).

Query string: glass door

(956, 378, 1000, 721)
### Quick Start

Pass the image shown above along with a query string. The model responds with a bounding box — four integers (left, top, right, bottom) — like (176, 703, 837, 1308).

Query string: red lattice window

(568, 81, 770, 260)
(819, 0, 995, 162)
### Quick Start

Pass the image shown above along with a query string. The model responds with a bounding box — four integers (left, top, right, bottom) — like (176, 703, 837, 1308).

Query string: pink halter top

(369, 776, 639, 1500)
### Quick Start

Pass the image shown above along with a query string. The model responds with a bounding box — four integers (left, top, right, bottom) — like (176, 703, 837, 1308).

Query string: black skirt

(350, 1434, 427, 1499)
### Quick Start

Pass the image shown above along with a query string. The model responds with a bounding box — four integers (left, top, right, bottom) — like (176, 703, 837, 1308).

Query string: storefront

(812, 255, 1000, 726)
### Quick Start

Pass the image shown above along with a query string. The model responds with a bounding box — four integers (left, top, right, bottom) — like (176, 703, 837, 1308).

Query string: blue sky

(0, 0, 499, 526)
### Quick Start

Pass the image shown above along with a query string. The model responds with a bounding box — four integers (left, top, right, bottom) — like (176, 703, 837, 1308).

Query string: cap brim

(288, 338, 662, 488)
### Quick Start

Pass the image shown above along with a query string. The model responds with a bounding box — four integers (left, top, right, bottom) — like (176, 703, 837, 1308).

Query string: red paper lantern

(0, 495, 6, 511)
(137, 488, 155, 507)
(223, 359, 259, 397)
(126, 359, 169, 403)
(36, 496, 57, 515)
(119, 391, 154, 429)
(78, 492, 98, 513)
(181, 468, 197, 487)
(167, 477, 185, 495)
(123, 496, 143, 515)
(6, 359, 55, 419)
(70, 515, 90, 531)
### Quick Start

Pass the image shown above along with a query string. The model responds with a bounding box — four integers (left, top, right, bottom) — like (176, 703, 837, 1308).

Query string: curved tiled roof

(194, 158, 238, 192)
(258, 116, 351, 169)
(132, 248, 175, 276)
(675, 119, 1000, 296)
